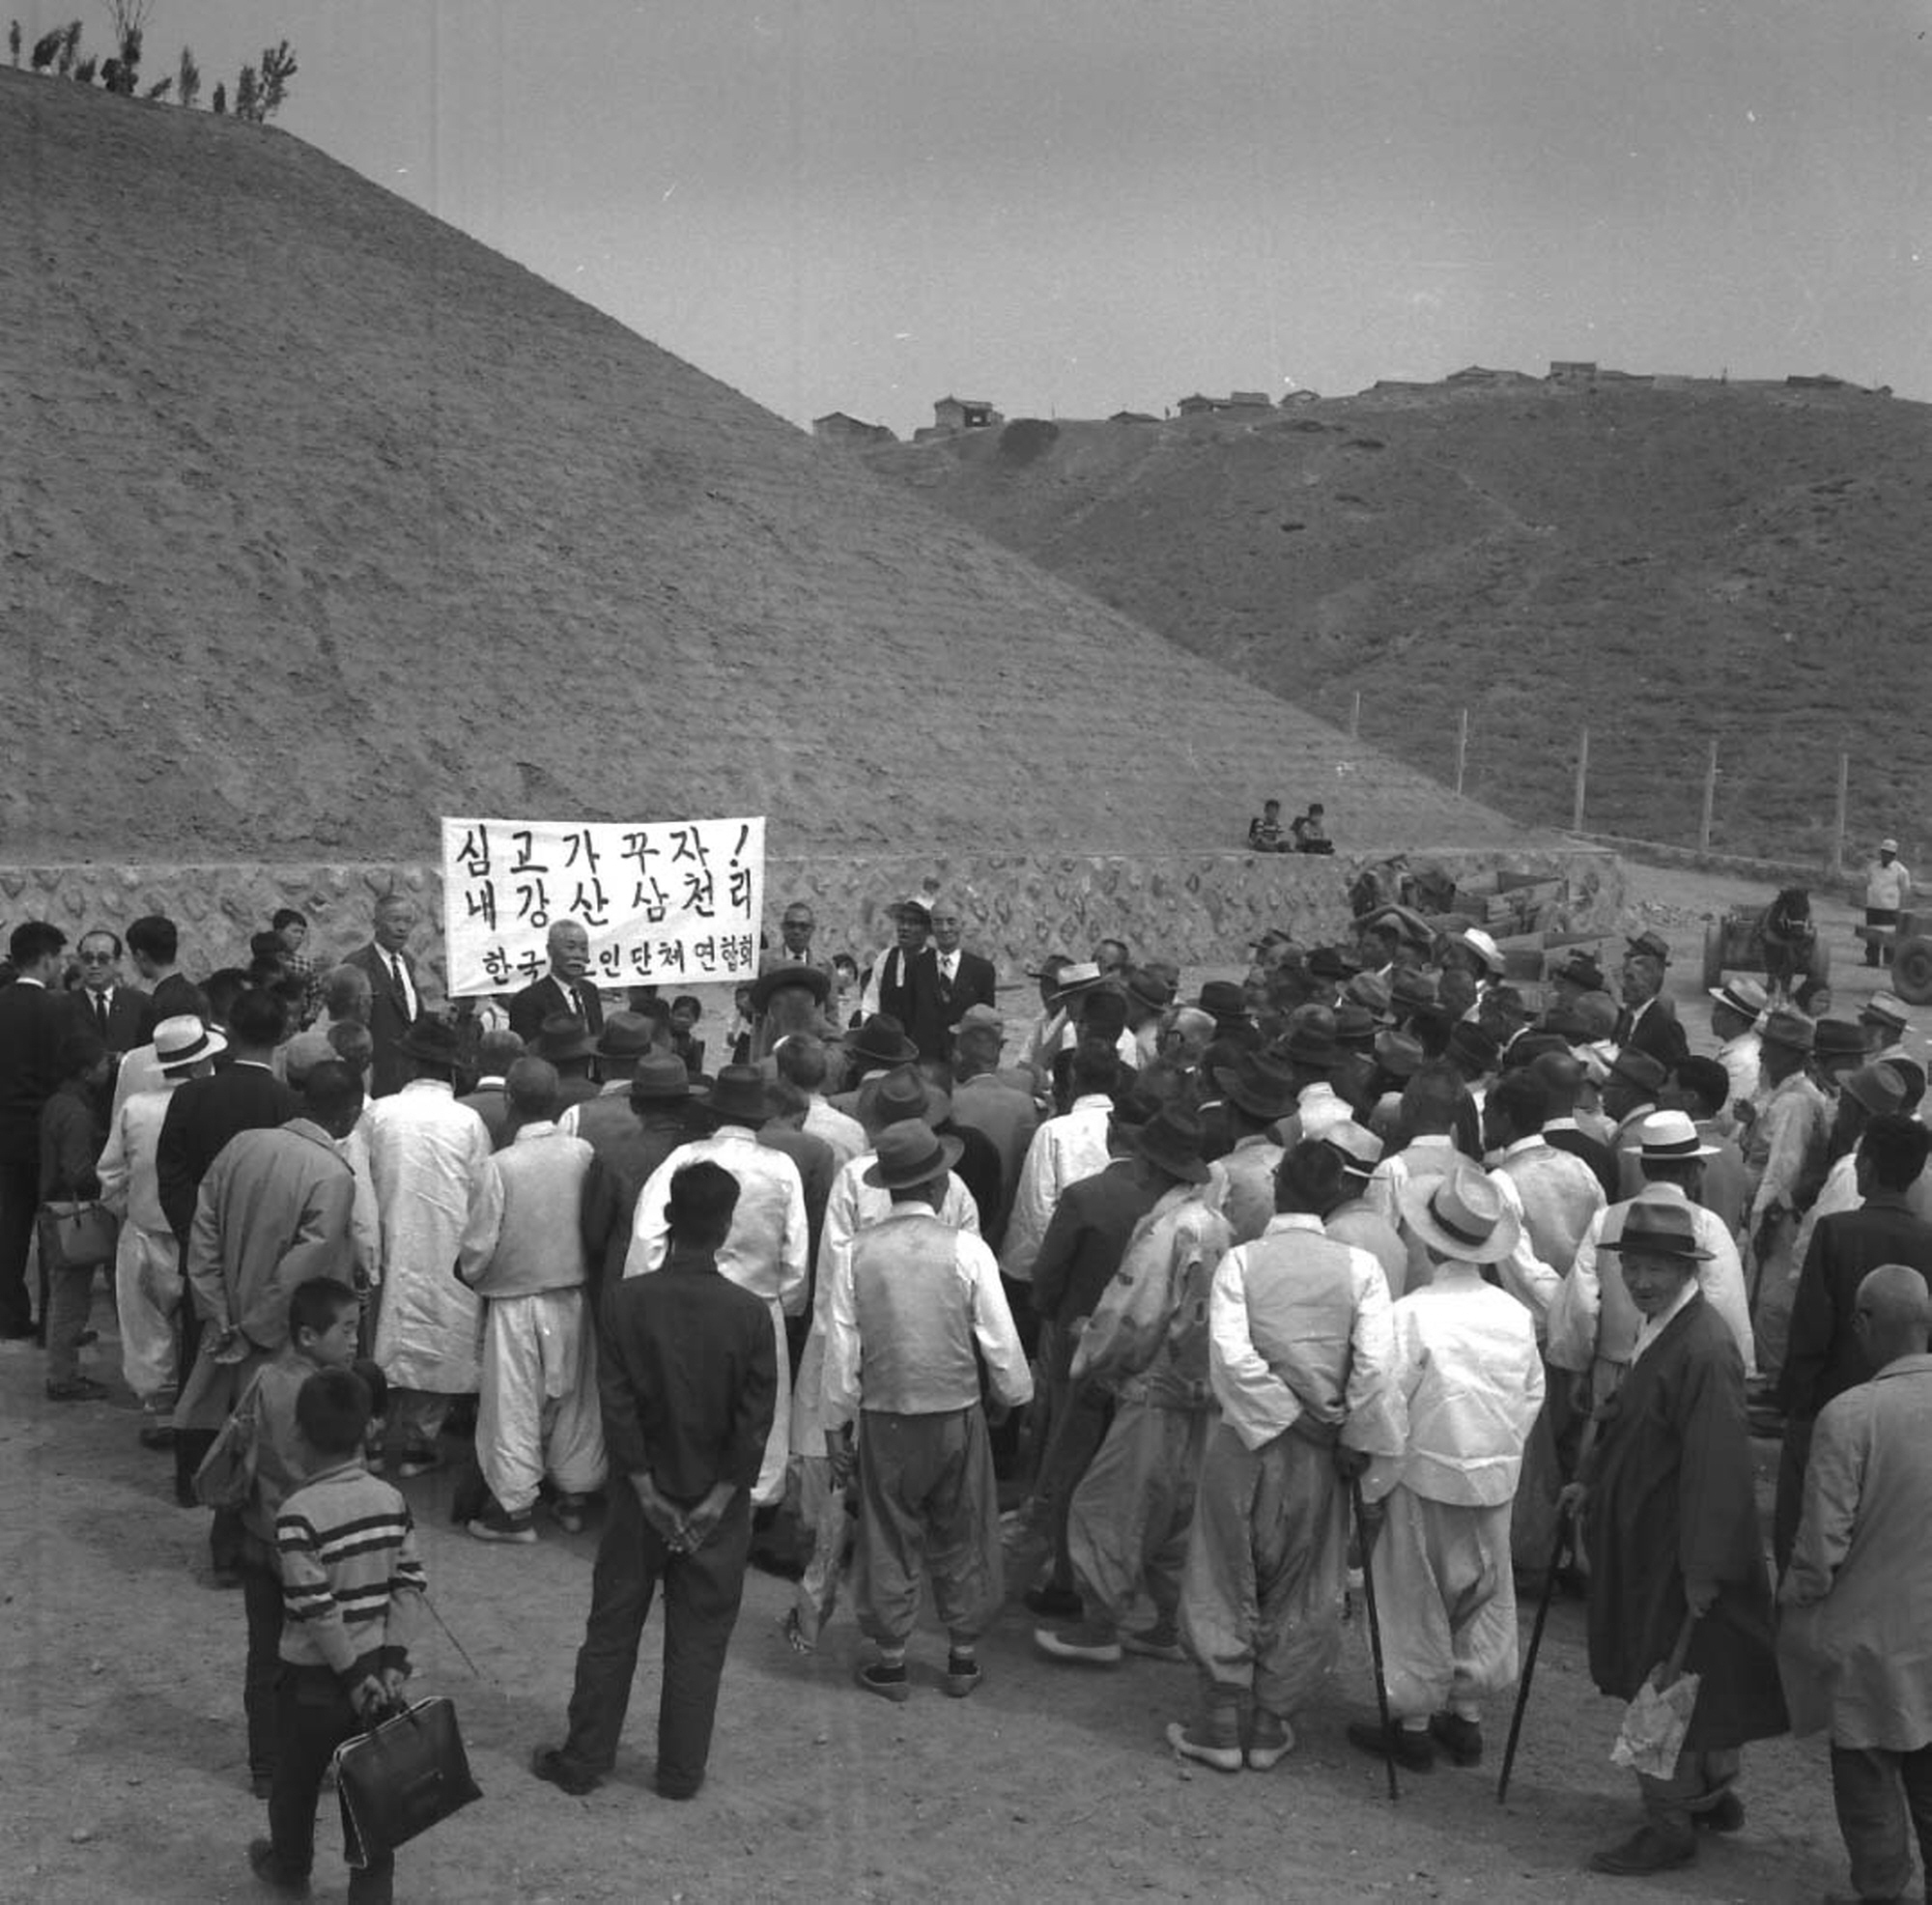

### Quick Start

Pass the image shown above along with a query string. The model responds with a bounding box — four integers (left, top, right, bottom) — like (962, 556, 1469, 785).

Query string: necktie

(389, 954, 412, 1017)
(560, 980, 579, 1019)
(94, 991, 110, 1035)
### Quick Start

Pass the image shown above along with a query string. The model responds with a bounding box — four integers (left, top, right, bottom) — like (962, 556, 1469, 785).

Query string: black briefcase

(333, 1696, 482, 1865)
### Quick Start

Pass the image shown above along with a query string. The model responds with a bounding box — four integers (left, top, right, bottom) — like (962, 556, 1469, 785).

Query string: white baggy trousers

(476, 1288, 608, 1516)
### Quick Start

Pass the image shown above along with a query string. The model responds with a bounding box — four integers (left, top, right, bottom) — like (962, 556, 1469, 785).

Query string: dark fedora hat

(399, 1016, 464, 1066)
(751, 963, 832, 1014)
(1197, 980, 1249, 1023)
(705, 1064, 775, 1124)
(1598, 1190, 1714, 1263)
(1446, 1021, 1500, 1075)
(1128, 1105, 1209, 1185)
(841, 1013, 920, 1068)
(1307, 946, 1360, 982)
(1373, 1029, 1425, 1079)
(863, 1119, 964, 1191)
(1122, 967, 1175, 1012)
(535, 1012, 598, 1063)
(1624, 929, 1672, 965)
(856, 1064, 952, 1133)
(1389, 968, 1439, 1013)
(629, 1053, 705, 1102)
(1814, 1019, 1866, 1063)
(1605, 1048, 1668, 1095)
(1284, 1022, 1340, 1069)
(1333, 1004, 1379, 1047)
(1211, 1051, 1299, 1120)
(1549, 948, 1607, 990)
(597, 1010, 660, 1058)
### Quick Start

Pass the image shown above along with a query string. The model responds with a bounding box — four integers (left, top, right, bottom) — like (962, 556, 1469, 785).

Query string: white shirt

(1715, 1030, 1762, 1110)
(1630, 1273, 1700, 1364)
(1867, 860, 1912, 911)
(627, 1123, 809, 1316)
(1001, 1093, 1115, 1281)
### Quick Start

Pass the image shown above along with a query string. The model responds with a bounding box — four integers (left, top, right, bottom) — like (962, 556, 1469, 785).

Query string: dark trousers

(1773, 1414, 1815, 1577)
(1036, 1372, 1114, 1595)
(241, 1548, 284, 1779)
(1831, 1741, 1932, 1902)
(558, 1481, 752, 1799)
(0, 1156, 39, 1336)
(268, 1670, 394, 1903)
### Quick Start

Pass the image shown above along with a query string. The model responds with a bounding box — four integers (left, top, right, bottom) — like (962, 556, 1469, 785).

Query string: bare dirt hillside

(0, 71, 1531, 864)
(865, 386, 1932, 861)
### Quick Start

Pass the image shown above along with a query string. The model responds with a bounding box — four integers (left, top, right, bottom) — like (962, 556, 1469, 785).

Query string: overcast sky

(24, 0, 1931, 435)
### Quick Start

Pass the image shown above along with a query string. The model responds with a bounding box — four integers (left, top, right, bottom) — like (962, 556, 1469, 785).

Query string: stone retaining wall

(0, 845, 1624, 996)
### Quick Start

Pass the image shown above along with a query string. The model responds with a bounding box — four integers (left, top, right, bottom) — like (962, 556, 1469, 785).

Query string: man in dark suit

(0, 922, 70, 1340)
(930, 901, 998, 1050)
(65, 927, 155, 1055)
(508, 919, 606, 1042)
(758, 899, 835, 977)
(345, 893, 424, 1098)
(128, 914, 207, 1024)
(1613, 929, 1689, 1070)
(156, 984, 300, 1521)
(870, 900, 948, 1063)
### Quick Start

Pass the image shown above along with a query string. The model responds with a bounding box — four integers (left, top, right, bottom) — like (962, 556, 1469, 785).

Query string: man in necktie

(760, 901, 828, 975)
(346, 894, 421, 1097)
(928, 903, 998, 1056)
(68, 927, 152, 1055)
(509, 921, 605, 1042)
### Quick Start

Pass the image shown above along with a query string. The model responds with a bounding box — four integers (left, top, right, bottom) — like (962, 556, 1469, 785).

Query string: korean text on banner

(440, 816, 766, 997)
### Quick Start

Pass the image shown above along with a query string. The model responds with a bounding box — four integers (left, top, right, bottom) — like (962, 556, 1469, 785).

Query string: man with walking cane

(1345, 1164, 1545, 1774)
(1556, 1199, 1786, 1875)
(1166, 1141, 1401, 1772)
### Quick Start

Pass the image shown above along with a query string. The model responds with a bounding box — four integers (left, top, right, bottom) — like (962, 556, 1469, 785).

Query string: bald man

(509, 921, 606, 1041)
(1779, 1265, 1932, 1905)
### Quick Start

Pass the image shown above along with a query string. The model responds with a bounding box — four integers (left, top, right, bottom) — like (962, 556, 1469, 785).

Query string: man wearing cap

(1566, 1197, 1787, 1875)
(1745, 1007, 1833, 1379)
(458, 1058, 608, 1543)
(1863, 839, 1912, 968)
(783, 1074, 983, 1655)
(820, 1120, 1032, 1700)
(1614, 931, 1690, 1070)
(1547, 1124, 1755, 1415)
(1321, 1122, 1407, 1296)
(363, 1017, 495, 1475)
(1777, 1265, 1932, 1905)
(1861, 991, 1915, 1067)
(863, 900, 948, 1063)
(628, 1066, 809, 1509)
(1706, 976, 1767, 1113)
(96, 1014, 227, 1443)
(1776, 1114, 1932, 1571)
(1036, 1109, 1233, 1668)
(1212, 1054, 1293, 1245)
(1346, 1161, 1544, 1774)
(949, 1005, 1037, 1250)
(578, 1054, 709, 1310)
(1166, 1140, 1400, 1772)
(508, 921, 606, 1043)
(1002, 1040, 1121, 1284)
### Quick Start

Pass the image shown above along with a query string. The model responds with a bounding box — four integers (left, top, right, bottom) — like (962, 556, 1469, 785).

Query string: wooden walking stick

(1350, 1478, 1400, 1802)
(1496, 1506, 1570, 1804)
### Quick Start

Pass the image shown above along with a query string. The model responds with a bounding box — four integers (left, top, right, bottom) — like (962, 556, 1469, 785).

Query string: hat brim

(863, 1131, 965, 1190)
(1598, 1233, 1714, 1264)
(631, 1075, 708, 1102)
(1397, 1176, 1520, 1265)
(1128, 1129, 1209, 1184)
(1622, 1139, 1720, 1159)
(751, 966, 833, 1013)
(841, 1029, 921, 1066)
(1209, 1065, 1298, 1121)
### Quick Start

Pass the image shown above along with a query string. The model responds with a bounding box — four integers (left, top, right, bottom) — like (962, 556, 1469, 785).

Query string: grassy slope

(867, 384, 1932, 862)
(0, 71, 1530, 862)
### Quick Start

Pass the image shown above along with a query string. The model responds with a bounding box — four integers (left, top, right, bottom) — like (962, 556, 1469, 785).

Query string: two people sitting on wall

(1247, 799, 1331, 855)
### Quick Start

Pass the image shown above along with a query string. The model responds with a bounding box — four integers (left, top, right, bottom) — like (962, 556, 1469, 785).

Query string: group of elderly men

(9, 877, 1932, 1895)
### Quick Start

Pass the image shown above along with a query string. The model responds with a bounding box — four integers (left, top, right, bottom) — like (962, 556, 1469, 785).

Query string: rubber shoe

(1694, 1789, 1745, 1834)
(468, 1505, 536, 1545)
(1346, 1720, 1435, 1772)
(856, 1661, 912, 1704)
(1033, 1621, 1122, 1665)
(246, 1837, 312, 1896)
(1245, 1710, 1296, 1771)
(1122, 1623, 1187, 1663)
(942, 1652, 981, 1699)
(529, 1745, 599, 1796)
(1021, 1583, 1083, 1619)
(1427, 1711, 1484, 1766)
(1587, 1822, 1696, 1875)
(45, 1376, 109, 1403)
(1165, 1720, 1243, 1774)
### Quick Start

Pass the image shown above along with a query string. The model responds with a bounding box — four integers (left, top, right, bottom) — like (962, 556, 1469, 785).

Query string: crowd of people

(3, 874, 1932, 1897)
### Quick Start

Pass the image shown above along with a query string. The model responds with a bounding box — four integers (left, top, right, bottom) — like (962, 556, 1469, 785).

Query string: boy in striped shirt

(250, 1366, 426, 1904)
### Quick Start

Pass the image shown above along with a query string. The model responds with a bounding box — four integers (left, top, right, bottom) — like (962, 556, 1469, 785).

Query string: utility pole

(1698, 739, 1718, 852)
(1572, 726, 1588, 833)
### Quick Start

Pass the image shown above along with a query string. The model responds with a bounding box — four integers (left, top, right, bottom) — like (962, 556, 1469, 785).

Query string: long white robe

(364, 1081, 493, 1393)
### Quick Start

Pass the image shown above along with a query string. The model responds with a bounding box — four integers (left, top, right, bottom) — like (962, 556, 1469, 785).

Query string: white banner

(440, 815, 766, 997)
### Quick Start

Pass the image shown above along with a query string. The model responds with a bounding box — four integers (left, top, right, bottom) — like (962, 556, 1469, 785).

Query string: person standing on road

(1777, 1265, 1932, 1905)
(531, 1161, 776, 1801)
(1863, 839, 1912, 969)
